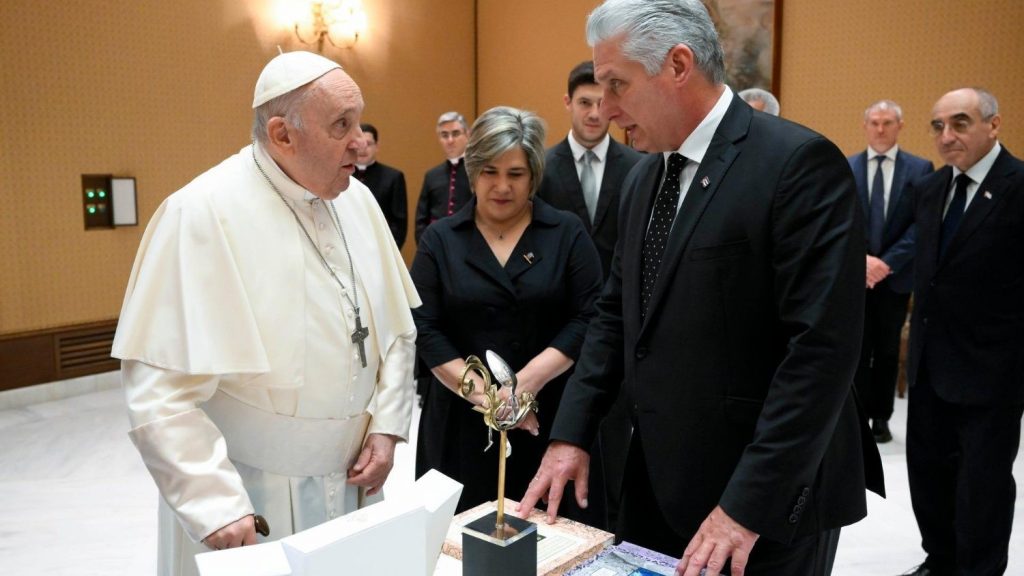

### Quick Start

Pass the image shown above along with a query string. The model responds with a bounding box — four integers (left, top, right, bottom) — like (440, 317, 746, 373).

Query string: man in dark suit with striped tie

(902, 87, 1024, 576)
(847, 100, 933, 444)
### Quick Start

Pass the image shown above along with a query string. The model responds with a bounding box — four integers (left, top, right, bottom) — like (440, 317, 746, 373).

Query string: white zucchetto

(252, 51, 341, 108)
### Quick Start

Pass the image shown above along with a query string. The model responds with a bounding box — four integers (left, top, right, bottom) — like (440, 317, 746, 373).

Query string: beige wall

(477, 0, 603, 146)
(780, 0, 1023, 162)
(2, 0, 1022, 336)
(0, 0, 473, 335)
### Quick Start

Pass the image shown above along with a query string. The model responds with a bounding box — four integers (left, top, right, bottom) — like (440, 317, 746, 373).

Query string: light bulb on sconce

(290, 0, 367, 53)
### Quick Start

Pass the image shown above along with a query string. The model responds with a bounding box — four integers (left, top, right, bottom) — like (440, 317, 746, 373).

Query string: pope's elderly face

(290, 70, 365, 199)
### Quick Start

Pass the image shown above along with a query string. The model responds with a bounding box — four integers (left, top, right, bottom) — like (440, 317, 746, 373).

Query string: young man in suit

(518, 1, 882, 574)
(355, 123, 408, 248)
(414, 111, 472, 243)
(538, 60, 644, 278)
(847, 100, 933, 444)
(536, 59, 644, 532)
(902, 87, 1024, 576)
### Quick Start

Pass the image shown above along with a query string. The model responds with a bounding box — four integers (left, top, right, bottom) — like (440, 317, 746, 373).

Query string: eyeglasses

(439, 130, 465, 140)
(929, 116, 988, 136)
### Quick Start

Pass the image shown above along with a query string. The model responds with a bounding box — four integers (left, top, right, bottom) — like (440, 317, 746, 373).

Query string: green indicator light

(88, 206, 96, 214)
(86, 190, 95, 198)
(98, 190, 107, 198)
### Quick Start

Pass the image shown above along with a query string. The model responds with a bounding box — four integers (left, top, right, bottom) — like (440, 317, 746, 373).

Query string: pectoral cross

(351, 311, 370, 368)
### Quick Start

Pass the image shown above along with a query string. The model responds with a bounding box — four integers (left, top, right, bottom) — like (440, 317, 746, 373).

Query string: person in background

(738, 87, 780, 116)
(412, 106, 603, 514)
(537, 59, 644, 530)
(414, 111, 473, 243)
(847, 99, 933, 444)
(354, 123, 408, 248)
(902, 87, 1024, 576)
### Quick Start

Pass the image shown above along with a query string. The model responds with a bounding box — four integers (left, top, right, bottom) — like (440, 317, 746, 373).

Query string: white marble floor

(1, 377, 1021, 575)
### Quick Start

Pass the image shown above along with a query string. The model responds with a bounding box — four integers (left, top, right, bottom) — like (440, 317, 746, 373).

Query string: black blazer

(411, 197, 603, 510)
(538, 137, 644, 278)
(550, 96, 884, 545)
(907, 146, 1024, 406)
(358, 161, 408, 249)
(848, 149, 934, 293)
(414, 158, 472, 243)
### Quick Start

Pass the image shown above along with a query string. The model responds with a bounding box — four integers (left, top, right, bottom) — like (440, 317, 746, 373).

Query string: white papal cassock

(112, 142, 420, 576)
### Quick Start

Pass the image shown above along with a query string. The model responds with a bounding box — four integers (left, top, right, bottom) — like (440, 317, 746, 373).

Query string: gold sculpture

(459, 351, 539, 537)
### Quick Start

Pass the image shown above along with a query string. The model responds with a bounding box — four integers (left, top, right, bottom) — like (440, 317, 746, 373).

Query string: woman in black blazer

(411, 106, 603, 513)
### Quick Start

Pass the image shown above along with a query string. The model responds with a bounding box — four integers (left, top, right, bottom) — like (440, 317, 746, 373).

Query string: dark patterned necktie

(939, 173, 970, 259)
(446, 160, 458, 216)
(641, 153, 688, 317)
(868, 155, 886, 254)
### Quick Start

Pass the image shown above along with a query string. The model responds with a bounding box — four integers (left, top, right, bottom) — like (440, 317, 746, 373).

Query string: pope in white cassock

(111, 51, 420, 576)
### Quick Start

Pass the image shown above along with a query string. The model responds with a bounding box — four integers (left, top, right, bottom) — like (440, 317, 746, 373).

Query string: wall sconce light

(292, 1, 367, 53)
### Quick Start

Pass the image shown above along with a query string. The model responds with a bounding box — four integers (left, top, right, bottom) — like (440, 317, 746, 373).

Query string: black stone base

(461, 511, 537, 576)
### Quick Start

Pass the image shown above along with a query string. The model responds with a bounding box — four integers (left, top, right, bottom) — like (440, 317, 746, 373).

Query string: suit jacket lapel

(919, 166, 951, 270)
(888, 151, 910, 228)
(504, 231, 543, 281)
(939, 149, 1017, 268)
(554, 141, 591, 230)
(640, 96, 747, 333)
(591, 141, 623, 230)
(853, 152, 869, 216)
(622, 154, 664, 322)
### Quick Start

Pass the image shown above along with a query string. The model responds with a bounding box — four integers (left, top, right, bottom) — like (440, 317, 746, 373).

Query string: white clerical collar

(868, 144, 899, 162)
(954, 141, 1001, 183)
(252, 141, 315, 203)
(568, 131, 610, 163)
(447, 156, 464, 166)
(664, 85, 733, 167)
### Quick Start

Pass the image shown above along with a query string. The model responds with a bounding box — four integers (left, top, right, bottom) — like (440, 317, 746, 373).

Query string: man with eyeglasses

(414, 111, 472, 243)
(901, 87, 1024, 576)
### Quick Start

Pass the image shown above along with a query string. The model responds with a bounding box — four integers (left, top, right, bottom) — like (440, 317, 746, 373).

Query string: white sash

(202, 391, 369, 477)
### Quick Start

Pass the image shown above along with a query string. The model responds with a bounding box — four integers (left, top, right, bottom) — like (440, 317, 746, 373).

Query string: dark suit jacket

(411, 197, 603, 511)
(848, 149, 934, 293)
(538, 137, 644, 278)
(358, 161, 408, 249)
(907, 146, 1024, 406)
(414, 158, 472, 243)
(550, 96, 884, 545)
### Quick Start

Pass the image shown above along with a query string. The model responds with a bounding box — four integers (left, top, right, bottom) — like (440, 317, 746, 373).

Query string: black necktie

(868, 155, 886, 254)
(641, 153, 687, 317)
(939, 173, 970, 259)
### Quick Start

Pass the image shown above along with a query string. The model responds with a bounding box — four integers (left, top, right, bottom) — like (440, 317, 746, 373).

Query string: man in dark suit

(902, 87, 1023, 576)
(538, 60, 644, 278)
(848, 100, 933, 444)
(414, 111, 472, 243)
(518, 1, 883, 575)
(355, 123, 408, 248)
(537, 59, 644, 532)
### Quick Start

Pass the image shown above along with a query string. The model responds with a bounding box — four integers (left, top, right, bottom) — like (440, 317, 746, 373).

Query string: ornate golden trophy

(458, 350, 539, 576)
